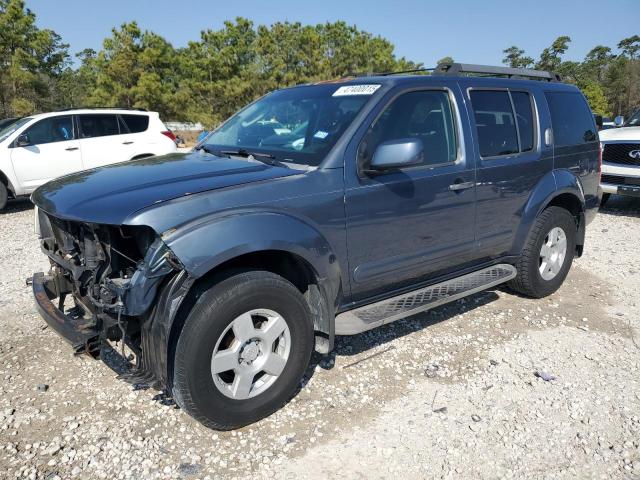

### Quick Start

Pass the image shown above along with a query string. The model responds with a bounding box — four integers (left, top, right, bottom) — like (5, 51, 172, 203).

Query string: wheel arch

(0, 169, 15, 197)
(149, 211, 344, 389)
(512, 169, 586, 257)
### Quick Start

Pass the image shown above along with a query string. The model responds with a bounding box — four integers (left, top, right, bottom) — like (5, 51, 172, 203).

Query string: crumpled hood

(32, 151, 299, 224)
(599, 126, 640, 142)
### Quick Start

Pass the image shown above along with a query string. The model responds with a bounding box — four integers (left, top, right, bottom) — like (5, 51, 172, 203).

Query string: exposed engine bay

(34, 208, 186, 377)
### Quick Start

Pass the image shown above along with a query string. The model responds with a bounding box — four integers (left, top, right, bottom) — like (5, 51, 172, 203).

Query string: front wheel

(172, 271, 314, 430)
(508, 206, 576, 298)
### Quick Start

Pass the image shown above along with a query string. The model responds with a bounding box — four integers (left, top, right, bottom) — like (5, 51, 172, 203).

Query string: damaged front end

(31, 208, 192, 388)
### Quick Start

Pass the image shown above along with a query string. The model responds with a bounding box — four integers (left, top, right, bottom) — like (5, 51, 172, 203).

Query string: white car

(0, 109, 177, 211)
(599, 109, 640, 205)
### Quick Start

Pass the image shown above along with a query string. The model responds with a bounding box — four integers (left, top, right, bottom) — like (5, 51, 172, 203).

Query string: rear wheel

(600, 193, 611, 207)
(0, 182, 8, 211)
(172, 271, 314, 430)
(508, 206, 576, 298)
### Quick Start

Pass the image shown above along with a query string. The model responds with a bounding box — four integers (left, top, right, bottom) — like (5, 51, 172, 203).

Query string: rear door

(10, 115, 82, 192)
(344, 86, 477, 302)
(462, 82, 552, 259)
(77, 113, 129, 169)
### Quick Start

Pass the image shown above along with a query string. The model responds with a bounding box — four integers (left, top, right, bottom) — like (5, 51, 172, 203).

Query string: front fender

(511, 169, 585, 255)
(162, 211, 342, 301)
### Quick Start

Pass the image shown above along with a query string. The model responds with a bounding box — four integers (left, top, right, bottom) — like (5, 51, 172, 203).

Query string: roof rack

(433, 63, 562, 82)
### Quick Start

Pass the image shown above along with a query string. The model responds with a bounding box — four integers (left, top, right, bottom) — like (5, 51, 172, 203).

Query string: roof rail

(54, 106, 148, 112)
(433, 63, 562, 82)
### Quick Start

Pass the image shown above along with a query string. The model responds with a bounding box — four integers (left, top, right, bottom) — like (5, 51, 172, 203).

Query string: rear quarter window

(120, 114, 149, 133)
(545, 92, 597, 146)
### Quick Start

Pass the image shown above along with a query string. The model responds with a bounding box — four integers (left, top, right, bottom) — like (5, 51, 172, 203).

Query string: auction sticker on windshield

(332, 85, 381, 96)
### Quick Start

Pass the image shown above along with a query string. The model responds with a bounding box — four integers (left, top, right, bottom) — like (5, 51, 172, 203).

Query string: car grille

(602, 143, 640, 166)
(601, 174, 640, 186)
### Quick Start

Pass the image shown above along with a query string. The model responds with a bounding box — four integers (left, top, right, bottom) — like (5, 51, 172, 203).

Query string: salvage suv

(29, 64, 601, 430)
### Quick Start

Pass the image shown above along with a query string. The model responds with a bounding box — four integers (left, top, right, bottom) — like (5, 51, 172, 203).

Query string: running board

(335, 264, 516, 335)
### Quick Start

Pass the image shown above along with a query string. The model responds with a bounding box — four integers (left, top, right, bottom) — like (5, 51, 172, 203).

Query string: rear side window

(79, 114, 119, 138)
(511, 92, 535, 152)
(545, 92, 597, 146)
(470, 91, 519, 157)
(23, 116, 74, 145)
(120, 114, 149, 133)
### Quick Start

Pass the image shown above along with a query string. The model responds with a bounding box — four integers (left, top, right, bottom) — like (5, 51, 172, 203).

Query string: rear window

(545, 92, 597, 146)
(120, 114, 149, 133)
(79, 114, 119, 138)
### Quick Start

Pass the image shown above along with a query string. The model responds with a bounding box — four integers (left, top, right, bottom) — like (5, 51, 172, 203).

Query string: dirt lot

(0, 197, 639, 480)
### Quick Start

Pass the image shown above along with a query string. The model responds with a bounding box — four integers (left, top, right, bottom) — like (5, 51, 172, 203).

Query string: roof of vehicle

(26, 108, 159, 120)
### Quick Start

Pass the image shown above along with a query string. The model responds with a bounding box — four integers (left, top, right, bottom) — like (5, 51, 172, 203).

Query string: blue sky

(30, 0, 639, 67)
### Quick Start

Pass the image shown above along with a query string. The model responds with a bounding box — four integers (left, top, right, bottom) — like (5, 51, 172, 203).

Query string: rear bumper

(31, 272, 101, 357)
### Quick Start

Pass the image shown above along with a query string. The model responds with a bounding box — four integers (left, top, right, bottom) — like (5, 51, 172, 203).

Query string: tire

(600, 193, 610, 207)
(172, 270, 314, 430)
(508, 206, 576, 298)
(0, 182, 7, 211)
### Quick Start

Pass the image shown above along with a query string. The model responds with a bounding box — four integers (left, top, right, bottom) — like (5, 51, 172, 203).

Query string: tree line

(0, 0, 638, 128)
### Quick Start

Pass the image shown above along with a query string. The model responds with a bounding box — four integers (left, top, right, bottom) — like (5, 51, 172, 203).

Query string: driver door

(10, 115, 82, 193)
(344, 88, 477, 302)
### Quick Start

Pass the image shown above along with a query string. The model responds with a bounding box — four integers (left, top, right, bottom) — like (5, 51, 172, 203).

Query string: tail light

(161, 130, 176, 142)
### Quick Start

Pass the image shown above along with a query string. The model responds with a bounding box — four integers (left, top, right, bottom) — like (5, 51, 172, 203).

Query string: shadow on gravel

(599, 195, 640, 218)
(2, 198, 33, 213)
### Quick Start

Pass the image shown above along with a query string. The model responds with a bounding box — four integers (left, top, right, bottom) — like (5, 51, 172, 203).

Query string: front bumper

(30, 272, 101, 357)
(601, 163, 640, 197)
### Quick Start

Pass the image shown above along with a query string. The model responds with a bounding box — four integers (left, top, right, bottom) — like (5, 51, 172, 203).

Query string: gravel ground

(0, 196, 639, 480)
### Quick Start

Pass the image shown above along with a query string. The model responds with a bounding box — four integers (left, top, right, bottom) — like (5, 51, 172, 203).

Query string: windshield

(0, 117, 32, 143)
(202, 84, 379, 166)
(625, 109, 640, 127)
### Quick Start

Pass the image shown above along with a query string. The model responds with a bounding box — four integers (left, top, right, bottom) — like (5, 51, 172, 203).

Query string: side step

(335, 264, 516, 335)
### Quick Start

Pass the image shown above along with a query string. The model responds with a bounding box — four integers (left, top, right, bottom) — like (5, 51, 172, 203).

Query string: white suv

(0, 109, 177, 211)
(599, 108, 640, 205)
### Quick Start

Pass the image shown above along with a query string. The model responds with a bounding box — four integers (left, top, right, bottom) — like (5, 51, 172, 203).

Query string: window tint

(545, 92, 597, 146)
(511, 92, 534, 152)
(359, 90, 458, 168)
(79, 114, 119, 138)
(470, 90, 519, 157)
(120, 114, 149, 133)
(24, 116, 74, 145)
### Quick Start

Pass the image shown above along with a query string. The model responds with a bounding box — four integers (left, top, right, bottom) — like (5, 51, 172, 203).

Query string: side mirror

(369, 138, 424, 171)
(614, 116, 624, 127)
(594, 115, 603, 129)
(16, 133, 30, 147)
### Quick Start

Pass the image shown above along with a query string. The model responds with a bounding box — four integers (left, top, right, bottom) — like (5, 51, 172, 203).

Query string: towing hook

(26, 276, 33, 287)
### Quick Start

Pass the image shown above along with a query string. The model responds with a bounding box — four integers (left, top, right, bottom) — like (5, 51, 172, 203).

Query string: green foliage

(502, 46, 534, 68)
(504, 36, 640, 117)
(0, 0, 69, 116)
(0, 1, 637, 125)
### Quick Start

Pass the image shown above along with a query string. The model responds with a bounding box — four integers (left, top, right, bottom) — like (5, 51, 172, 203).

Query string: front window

(625, 109, 640, 127)
(0, 117, 32, 143)
(24, 116, 74, 145)
(202, 84, 378, 166)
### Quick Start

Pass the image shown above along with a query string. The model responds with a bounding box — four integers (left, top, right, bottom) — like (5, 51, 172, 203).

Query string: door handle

(449, 181, 475, 192)
(65, 147, 79, 151)
(122, 141, 134, 145)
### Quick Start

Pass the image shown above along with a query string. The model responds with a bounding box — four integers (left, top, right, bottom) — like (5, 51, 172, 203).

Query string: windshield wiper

(220, 148, 276, 159)
(220, 148, 287, 167)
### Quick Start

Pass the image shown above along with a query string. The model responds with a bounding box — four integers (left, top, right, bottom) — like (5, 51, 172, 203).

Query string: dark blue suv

(30, 64, 601, 429)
